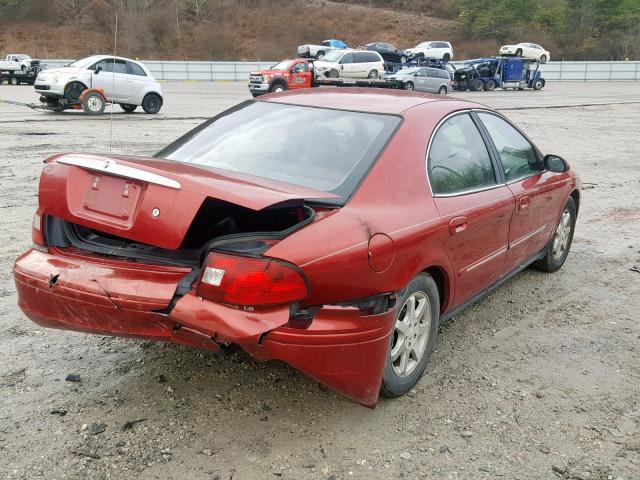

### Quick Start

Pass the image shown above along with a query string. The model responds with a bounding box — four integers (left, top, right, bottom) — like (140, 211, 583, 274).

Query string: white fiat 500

(34, 55, 163, 113)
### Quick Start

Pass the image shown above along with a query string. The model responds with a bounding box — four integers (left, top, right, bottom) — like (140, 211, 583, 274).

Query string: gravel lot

(1, 81, 639, 480)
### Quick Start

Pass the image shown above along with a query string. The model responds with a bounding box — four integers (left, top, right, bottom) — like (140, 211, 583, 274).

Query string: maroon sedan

(14, 89, 580, 406)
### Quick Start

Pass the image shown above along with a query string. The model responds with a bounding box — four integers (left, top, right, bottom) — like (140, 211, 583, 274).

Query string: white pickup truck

(0, 54, 33, 72)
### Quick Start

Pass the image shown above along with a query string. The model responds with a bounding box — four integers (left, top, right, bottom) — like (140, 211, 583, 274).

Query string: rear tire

(484, 80, 496, 91)
(381, 273, 440, 398)
(9, 76, 18, 86)
(368, 69, 378, 79)
(81, 92, 106, 115)
(470, 78, 484, 91)
(533, 197, 576, 273)
(458, 80, 468, 91)
(120, 103, 137, 113)
(141, 93, 162, 114)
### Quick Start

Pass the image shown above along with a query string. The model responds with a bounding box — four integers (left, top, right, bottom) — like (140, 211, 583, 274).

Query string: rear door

(428, 112, 514, 306)
(476, 112, 564, 272)
(424, 68, 441, 92)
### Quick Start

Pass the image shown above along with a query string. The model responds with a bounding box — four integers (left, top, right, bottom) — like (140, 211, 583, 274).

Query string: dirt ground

(1, 82, 639, 480)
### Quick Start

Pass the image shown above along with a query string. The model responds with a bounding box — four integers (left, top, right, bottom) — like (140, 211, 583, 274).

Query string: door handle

(518, 196, 530, 210)
(449, 216, 468, 235)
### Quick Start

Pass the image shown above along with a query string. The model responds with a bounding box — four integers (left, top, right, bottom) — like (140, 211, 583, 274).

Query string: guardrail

(42, 59, 640, 81)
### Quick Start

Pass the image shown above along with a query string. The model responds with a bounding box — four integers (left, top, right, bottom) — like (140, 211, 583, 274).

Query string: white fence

(42, 59, 640, 81)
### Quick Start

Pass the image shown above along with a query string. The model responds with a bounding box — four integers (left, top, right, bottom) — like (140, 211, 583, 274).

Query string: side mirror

(94, 66, 102, 74)
(544, 154, 569, 172)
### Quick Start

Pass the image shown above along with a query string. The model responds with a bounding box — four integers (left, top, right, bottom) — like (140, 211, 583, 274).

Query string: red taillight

(196, 252, 308, 307)
(32, 207, 45, 246)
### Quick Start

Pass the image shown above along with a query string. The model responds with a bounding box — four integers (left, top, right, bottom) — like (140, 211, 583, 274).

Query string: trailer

(452, 57, 545, 91)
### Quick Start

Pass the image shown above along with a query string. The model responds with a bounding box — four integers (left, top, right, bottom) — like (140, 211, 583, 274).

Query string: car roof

(259, 88, 481, 115)
(83, 54, 141, 63)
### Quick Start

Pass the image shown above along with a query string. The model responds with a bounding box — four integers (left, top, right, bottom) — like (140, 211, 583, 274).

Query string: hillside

(0, 0, 638, 61)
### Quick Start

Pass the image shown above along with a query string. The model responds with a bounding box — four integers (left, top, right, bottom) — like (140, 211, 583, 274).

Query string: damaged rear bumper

(13, 248, 395, 406)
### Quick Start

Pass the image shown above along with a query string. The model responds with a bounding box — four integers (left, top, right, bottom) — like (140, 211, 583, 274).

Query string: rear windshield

(157, 102, 401, 202)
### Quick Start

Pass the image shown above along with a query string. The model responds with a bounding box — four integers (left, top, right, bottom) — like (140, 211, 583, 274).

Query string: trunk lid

(40, 153, 337, 250)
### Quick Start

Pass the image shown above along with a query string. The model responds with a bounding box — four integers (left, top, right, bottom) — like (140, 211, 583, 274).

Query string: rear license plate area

(82, 174, 142, 226)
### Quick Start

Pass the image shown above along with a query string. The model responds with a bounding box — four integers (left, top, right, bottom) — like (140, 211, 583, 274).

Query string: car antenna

(109, 12, 118, 154)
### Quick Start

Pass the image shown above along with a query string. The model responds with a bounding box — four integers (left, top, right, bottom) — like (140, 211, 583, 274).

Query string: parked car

(14, 89, 580, 407)
(314, 49, 385, 79)
(500, 43, 550, 63)
(33, 55, 163, 113)
(405, 41, 454, 62)
(360, 42, 407, 64)
(385, 66, 451, 94)
(297, 39, 347, 59)
(0, 53, 34, 71)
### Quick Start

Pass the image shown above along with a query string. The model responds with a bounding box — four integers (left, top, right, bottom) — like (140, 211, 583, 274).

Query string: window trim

(425, 110, 503, 198)
(472, 109, 545, 184)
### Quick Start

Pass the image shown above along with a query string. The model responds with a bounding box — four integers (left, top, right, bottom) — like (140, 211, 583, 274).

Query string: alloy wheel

(552, 209, 572, 261)
(390, 292, 431, 377)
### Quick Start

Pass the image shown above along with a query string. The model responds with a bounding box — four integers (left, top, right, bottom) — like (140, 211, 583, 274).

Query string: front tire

(64, 81, 86, 103)
(540, 54, 547, 63)
(404, 81, 414, 91)
(9, 76, 18, 86)
(515, 48, 523, 57)
(533, 79, 544, 90)
(316, 51, 325, 59)
(438, 86, 447, 95)
(533, 197, 576, 273)
(141, 93, 162, 114)
(270, 84, 286, 93)
(381, 273, 439, 397)
(443, 53, 451, 62)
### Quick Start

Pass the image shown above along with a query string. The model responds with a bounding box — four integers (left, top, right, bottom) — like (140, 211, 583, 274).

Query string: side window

(91, 59, 113, 72)
(353, 52, 366, 63)
(428, 114, 497, 195)
(127, 61, 147, 76)
(322, 41, 331, 47)
(364, 52, 379, 62)
(339, 53, 353, 64)
(477, 112, 542, 181)
(415, 68, 427, 77)
(113, 59, 127, 74)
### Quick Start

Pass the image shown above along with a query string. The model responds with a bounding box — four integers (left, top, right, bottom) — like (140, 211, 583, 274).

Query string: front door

(476, 112, 564, 272)
(428, 112, 515, 306)
(90, 58, 134, 102)
(289, 62, 311, 90)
